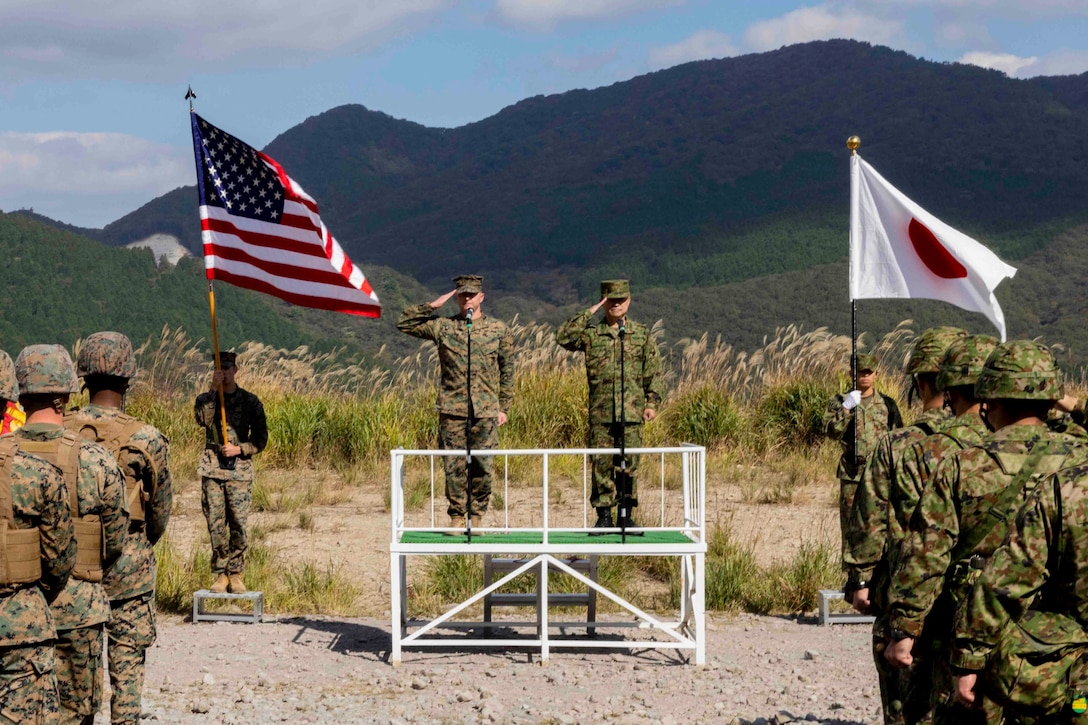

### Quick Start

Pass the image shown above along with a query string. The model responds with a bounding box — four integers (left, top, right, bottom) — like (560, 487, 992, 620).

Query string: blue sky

(2, 0, 1086, 228)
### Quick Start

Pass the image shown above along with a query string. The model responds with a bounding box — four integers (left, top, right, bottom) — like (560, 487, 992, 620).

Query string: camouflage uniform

(194, 352, 266, 576)
(397, 276, 515, 518)
(843, 327, 965, 725)
(0, 349, 74, 725)
(66, 331, 172, 725)
(952, 459, 1088, 719)
(887, 341, 1084, 725)
(825, 353, 904, 555)
(13, 345, 127, 725)
(556, 280, 665, 512)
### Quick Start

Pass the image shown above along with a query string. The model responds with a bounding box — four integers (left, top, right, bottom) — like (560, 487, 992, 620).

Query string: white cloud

(649, 29, 738, 69)
(958, 51, 1039, 76)
(493, 0, 684, 31)
(0, 132, 192, 227)
(859, 0, 1088, 15)
(0, 0, 449, 82)
(742, 5, 903, 51)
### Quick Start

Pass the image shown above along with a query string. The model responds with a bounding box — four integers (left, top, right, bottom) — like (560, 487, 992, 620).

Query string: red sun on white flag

(849, 156, 1016, 340)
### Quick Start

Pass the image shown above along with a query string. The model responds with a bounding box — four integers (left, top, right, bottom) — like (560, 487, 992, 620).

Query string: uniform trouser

(589, 422, 643, 509)
(839, 477, 860, 561)
(0, 643, 58, 725)
(872, 614, 934, 725)
(107, 594, 156, 725)
(202, 476, 251, 574)
(55, 624, 104, 725)
(438, 415, 497, 518)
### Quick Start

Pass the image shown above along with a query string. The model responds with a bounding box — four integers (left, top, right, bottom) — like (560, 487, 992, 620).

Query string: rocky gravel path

(114, 612, 883, 724)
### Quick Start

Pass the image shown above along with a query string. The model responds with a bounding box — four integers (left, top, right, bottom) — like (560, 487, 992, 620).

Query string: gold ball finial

(847, 135, 861, 152)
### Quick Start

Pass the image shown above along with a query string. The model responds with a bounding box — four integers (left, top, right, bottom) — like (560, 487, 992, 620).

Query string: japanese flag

(850, 155, 1017, 341)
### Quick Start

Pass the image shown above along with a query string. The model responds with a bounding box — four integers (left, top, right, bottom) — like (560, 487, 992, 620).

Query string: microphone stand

(616, 319, 636, 542)
(464, 308, 474, 542)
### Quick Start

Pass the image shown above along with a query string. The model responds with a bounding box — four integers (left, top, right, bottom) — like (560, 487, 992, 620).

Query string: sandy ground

(114, 459, 873, 723)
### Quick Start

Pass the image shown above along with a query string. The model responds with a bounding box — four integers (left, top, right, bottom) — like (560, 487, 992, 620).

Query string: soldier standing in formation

(0, 349, 75, 724)
(12, 345, 128, 725)
(825, 353, 904, 559)
(844, 326, 966, 725)
(556, 280, 664, 529)
(397, 275, 515, 530)
(194, 350, 267, 594)
(883, 341, 1085, 723)
(875, 334, 998, 722)
(67, 332, 172, 725)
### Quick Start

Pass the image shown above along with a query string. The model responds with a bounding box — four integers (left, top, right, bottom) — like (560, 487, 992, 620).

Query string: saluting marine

(397, 274, 515, 529)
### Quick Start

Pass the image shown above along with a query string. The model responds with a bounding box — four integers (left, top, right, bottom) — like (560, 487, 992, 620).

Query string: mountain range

(7, 40, 1088, 366)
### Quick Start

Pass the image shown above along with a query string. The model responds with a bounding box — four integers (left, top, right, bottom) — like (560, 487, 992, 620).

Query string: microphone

(465, 307, 474, 320)
(618, 318, 626, 336)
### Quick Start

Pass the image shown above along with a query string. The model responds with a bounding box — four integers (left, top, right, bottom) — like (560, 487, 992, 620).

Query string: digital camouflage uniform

(66, 329, 173, 725)
(556, 281, 664, 511)
(14, 344, 127, 725)
(952, 459, 1088, 721)
(194, 357, 266, 576)
(825, 353, 904, 560)
(0, 349, 74, 725)
(888, 341, 1085, 725)
(843, 327, 965, 725)
(397, 276, 515, 518)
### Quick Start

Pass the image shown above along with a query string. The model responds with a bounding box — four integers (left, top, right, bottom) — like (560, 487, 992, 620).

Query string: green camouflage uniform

(888, 340, 1083, 725)
(14, 424, 127, 725)
(825, 386, 903, 556)
(843, 326, 966, 725)
(952, 460, 1088, 719)
(195, 385, 266, 574)
(397, 293, 514, 518)
(555, 304, 664, 510)
(66, 403, 171, 725)
(0, 428, 74, 725)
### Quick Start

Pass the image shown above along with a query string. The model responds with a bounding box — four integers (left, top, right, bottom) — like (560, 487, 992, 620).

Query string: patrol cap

(453, 275, 483, 295)
(77, 331, 137, 380)
(0, 350, 17, 402)
(601, 280, 630, 300)
(937, 334, 999, 392)
(15, 344, 78, 395)
(855, 353, 878, 373)
(974, 340, 1063, 401)
(906, 326, 968, 375)
(219, 351, 238, 369)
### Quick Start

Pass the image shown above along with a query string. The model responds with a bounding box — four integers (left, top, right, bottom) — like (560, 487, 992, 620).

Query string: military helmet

(905, 326, 969, 375)
(0, 350, 17, 402)
(974, 340, 1064, 401)
(937, 335, 999, 391)
(15, 344, 79, 395)
(77, 331, 136, 379)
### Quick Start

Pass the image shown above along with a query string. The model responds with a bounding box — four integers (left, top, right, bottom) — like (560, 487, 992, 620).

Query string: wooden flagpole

(189, 85, 231, 441)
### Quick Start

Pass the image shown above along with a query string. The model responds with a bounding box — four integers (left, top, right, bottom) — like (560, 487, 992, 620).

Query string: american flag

(190, 112, 381, 317)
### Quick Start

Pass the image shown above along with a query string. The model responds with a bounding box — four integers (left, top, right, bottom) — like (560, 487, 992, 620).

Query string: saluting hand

(428, 289, 458, 310)
(589, 296, 608, 314)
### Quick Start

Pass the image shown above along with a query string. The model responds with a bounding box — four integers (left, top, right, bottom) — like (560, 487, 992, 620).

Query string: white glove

(842, 390, 862, 410)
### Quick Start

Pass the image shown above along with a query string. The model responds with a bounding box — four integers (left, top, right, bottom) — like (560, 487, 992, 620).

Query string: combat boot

(449, 515, 466, 530)
(228, 574, 247, 594)
(593, 507, 613, 529)
(210, 574, 229, 593)
(470, 515, 483, 530)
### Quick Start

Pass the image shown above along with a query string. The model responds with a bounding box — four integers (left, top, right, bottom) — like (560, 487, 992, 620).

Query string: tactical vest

(18, 433, 104, 582)
(0, 437, 42, 585)
(65, 411, 151, 523)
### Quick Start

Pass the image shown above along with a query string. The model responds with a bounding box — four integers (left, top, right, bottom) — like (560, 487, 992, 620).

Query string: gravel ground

(112, 612, 883, 724)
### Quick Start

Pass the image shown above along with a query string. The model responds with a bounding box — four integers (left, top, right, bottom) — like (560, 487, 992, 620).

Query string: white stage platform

(389, 444, 707, 664)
